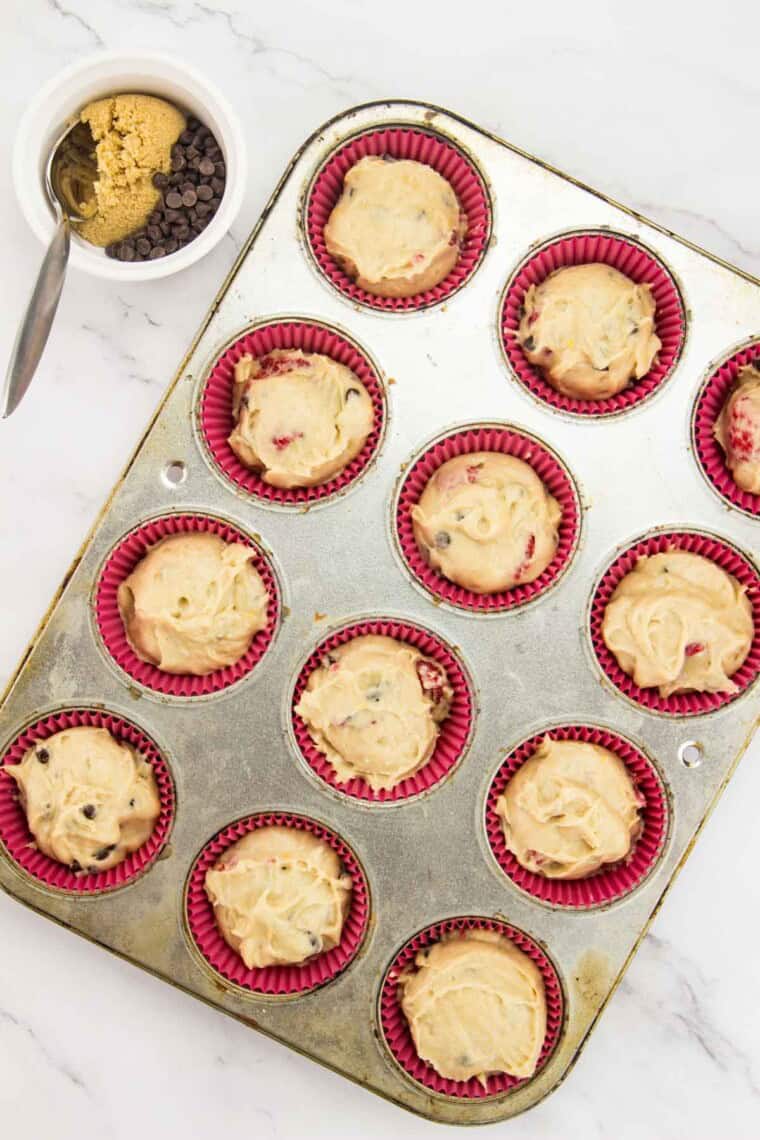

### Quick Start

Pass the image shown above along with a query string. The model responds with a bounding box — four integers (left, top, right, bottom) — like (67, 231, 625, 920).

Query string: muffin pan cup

(93, 512, 281, 699)
(197, 319, 388, 506)
(290, 617, 475, 803)
(378, 916, 563, 1098)
(500, 230, 686, 417)
(589, 530, 760, 717)
(484, 724, 669, 908)
(393, 423, 581, 613)
(184, 811, 370, 996)
(305, 125, 491, 311)
(692, 340, 760, 517)
(2, 101, 760, 1126)
(0, 708, 174, 894)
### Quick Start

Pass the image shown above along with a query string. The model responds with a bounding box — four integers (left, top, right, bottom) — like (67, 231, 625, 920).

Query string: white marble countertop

(1, 2, 759, 1137)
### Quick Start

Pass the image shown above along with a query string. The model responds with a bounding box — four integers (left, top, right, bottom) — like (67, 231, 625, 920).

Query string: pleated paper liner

(395, 424, 580, 613)
(485, 724, 668, 908)
(692, 341, 760, 517)
(198, 320, 387, 505)
(94, 513, 280, 698)
(291, 618, 474, 803)
(185, 812, 370, 996)
(500, 231, 686, 416)
(589, 530, 760, 715)
(0, 708, 174, 894)
(379, 916, 563, 1099)
(305, 126, 491, 311)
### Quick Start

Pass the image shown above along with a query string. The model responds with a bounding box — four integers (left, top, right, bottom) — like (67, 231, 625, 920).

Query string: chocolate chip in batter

(345, 387, 361, 400)
(434, 531, 451, 548)
(35, 748, 50, 763)
(523, 335, 536, 352)
(82, 804, 96, 820)
(70, 860, 82, 873)
(94, 844, 116, 861)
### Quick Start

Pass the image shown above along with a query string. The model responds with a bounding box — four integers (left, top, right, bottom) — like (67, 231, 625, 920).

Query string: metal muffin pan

(2, 100, 760, 1125)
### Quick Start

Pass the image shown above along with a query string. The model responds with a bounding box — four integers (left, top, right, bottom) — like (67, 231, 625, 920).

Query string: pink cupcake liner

(485, 724, 668, 908)
(305, 126, 491, 311)
(692, 341, 760, 517)
(0, 708, 174, 894)
(395, 425, 580, 613)
(500, 231, 686, 416)
(379, 916, 563, 1099)
(185, 812, 370, 996)
(198, 321, 387, 505)
(291, 619, 474, 803)
(590, 531, 760, 715)
(94, 513, 280, 698)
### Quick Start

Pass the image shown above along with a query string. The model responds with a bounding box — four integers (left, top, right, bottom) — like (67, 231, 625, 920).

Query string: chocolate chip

(170, 153, 186, 172)
(180, 128, 194, 145)
(147, 224, 162, 242)
(181, 188, 197, 208)
(435, 531, 451, 548)
(194, 201, 210, 218)
(82, 804, 96, 819)
(36, 748, 50, 763)
(198, 157, 215, 177)
(152, 172, 169, 189)
(169, 172, 183, 186)
(118, 243, 135, 261)
(159, 221, 171, 237)
(523, 335, 536, 351)
(185, 145, 200, 161)
(214, 162, 225, 178)
(128, 798, 136, 808)
(346, 387, 360, 400)
(94, 845, 116, 861)
(149, 210, 162, 225)
(105, 244, 119, 259)
(164, 237, 179, 254)
(196, 183, 213, 201)
(70, 860, 82, 873)
(187, 116, 200, 131)
(149, 246, 166, 259)
(211, 177, 224, 194)
(165, 190, 183, 210)
(180, 180, 195, 195)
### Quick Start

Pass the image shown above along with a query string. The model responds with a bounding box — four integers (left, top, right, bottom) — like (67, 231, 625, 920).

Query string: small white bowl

(12, 50, 247, 281)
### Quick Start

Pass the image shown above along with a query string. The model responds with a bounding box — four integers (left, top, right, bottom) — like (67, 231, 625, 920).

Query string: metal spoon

(2, 119, 98, 419)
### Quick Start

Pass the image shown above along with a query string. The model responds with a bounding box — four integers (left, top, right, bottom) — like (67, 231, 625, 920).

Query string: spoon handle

(2, 217, 71, 419)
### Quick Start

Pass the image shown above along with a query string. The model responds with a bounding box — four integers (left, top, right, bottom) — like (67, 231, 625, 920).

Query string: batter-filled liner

(589, 530, 760, 715)
(500, 231, 686, 416)
(395, 424, 580, 613)
(0, 708, 174, 894)
(485, 724, 668, 907)
(185, 812, 369, 996)
(291, 618, 474, 802)
(305, 126, 491, 311)
(692, 341, 760, 517)
(94, 513, 280, 698)
(379, 916, 563, 1098)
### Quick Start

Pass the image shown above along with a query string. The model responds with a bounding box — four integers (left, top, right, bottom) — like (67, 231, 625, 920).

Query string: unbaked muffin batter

(204, 826, 352, 969)
(117, 532, 268, 675)
(496, 738, 643, 879)
(8, 726, 160, 872)
(411, 452, 561, 594)
(399, 930, 547, 1084)
(517, 263, 661, 400)
(228, 349, 374, 488)
(601, 551, 753, 697)
(75, 93, 185, 247)
(714, 364, 760, 494)
(324, 156, 466, 298)
(295, 634, 453, 791)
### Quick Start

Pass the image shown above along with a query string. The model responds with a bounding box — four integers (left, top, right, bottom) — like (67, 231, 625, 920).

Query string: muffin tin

(1, 100, 759, 1125)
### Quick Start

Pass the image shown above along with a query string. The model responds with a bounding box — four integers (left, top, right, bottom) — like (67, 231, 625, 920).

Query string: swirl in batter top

(117, 532, 268, 676)
(714, 364, 760, 494)
(323, 156, 466, 298)
(8, 726, 161, 872)
(601, 550, 753, 697)
(411, 452, 561, 594)
(517, 263, 661, 400)
(399, 930, 547, 1085)
(204, 826, 352, 969)
(496, 738, 643, 879)
(228, 349, 374, 489)
(295, 634, 453, 791)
